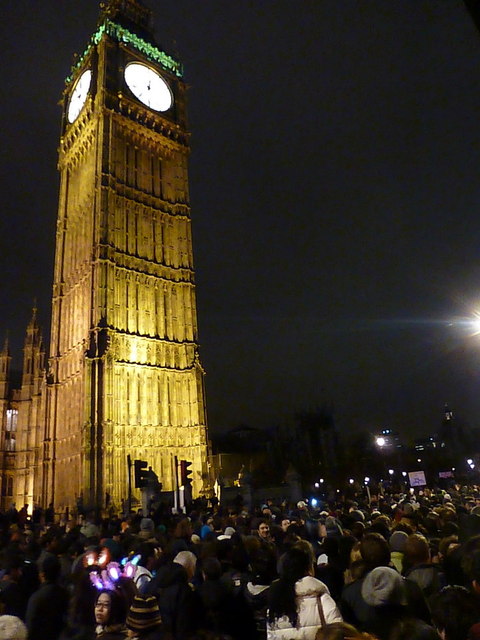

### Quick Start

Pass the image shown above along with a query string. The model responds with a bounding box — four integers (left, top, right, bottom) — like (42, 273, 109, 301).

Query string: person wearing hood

(267, 545, 342, 639)
(145, 550, 202, 639)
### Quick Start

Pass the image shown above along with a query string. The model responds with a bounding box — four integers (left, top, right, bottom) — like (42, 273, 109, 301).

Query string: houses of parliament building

(0, 0, 210, 512)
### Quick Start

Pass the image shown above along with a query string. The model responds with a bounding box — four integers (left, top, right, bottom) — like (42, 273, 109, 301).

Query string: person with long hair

(267, 545, 342, 639)
(94, 589, 128, 640)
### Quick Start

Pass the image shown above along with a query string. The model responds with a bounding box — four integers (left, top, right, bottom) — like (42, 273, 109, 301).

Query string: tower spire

(99, 0, 154, 40)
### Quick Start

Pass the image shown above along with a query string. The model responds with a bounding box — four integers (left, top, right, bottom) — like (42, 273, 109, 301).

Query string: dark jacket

(198, 578, 256, 640)
(146, 561, 203, 639)
(26, 581, 69, 640)
(244, 582, 270, 639)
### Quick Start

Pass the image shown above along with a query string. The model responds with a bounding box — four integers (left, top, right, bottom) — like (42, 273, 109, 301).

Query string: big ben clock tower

(45, 0, 209, 509)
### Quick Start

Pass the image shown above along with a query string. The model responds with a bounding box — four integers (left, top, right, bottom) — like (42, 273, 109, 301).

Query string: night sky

(2, 1, 480, 438)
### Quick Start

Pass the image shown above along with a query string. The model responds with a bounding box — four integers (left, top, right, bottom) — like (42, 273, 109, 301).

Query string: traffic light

(180, 460, 193, 486)
(134, 459, 149, 488)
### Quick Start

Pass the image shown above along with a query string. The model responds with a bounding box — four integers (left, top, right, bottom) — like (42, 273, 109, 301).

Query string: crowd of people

(0, 484, 480, 640)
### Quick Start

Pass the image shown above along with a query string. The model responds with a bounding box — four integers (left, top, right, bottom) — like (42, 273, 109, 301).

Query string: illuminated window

(6, 409, 17, 432)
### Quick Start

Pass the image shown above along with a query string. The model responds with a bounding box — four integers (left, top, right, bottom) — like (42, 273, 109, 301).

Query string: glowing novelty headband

(89, 554, 141, 590)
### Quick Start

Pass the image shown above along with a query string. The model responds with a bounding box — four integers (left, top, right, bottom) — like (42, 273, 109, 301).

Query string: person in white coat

(267, 545, 342, 639)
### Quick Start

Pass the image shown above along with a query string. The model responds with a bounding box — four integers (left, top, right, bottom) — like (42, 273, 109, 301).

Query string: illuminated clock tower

(45, 0, 209, 509)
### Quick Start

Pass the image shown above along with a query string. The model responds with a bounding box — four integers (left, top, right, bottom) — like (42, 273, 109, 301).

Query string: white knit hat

(0, 616, 27, 640)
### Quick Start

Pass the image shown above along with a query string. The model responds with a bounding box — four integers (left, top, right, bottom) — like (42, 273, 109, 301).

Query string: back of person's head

(230, 542, 250, 572)
(135, 541, 159, 569)
(202, 556, 222, 581)
(279, 545, 312, 583)
(293, 539, 315, 569)
(174, 550, 197, 580)
(126, 595, 161, 636)
(40, 555, 61, 583)
(314, 621, 377, 639)
(250, 547, 277, 586)
(360, 532, 390, 571)
(369, 519, 391, 540)
(388, 618, 439, 640)
(430, 585, 479, 640)
(360, 567, 407, 608)
(403, 534, 430, 567)
(389, 531, 408, 553)
(320, 536, 340, 559)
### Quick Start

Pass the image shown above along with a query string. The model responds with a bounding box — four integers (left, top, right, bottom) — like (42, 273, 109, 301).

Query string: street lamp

(388, 469, 394, 476)
(376, 437, 386, 447)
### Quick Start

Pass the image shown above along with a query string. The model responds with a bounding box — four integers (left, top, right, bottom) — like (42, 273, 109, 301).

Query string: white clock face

(67, 69, 92, 124)
(124, 63, 173, 112)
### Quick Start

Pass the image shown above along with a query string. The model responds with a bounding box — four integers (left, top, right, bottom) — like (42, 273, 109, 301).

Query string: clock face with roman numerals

(124, 62, 173, 112)
(67, 69, 92, 124)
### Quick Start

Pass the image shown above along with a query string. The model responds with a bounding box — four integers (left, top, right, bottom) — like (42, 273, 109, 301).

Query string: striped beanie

(126, 595, 162, 632)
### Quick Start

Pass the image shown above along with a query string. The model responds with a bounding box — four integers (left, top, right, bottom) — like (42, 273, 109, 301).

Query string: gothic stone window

(5, 409, 17, 452)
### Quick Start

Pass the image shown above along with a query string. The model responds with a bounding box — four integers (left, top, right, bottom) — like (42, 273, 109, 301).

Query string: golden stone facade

(2, 0, 209, 512)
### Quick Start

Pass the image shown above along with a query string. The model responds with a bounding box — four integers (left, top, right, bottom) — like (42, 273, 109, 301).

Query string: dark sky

(2, 1, 480, 438)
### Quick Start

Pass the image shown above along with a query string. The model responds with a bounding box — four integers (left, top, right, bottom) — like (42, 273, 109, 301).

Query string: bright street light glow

(376, 437, 386, 447)
(349, 478, 354, 484)
(388, 469, 394, 475)
(469, 314, 480, 336)
(467, 459, 473, 465)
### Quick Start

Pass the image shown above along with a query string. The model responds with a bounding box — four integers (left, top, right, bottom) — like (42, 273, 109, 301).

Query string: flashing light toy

(88, 552, 142, 590)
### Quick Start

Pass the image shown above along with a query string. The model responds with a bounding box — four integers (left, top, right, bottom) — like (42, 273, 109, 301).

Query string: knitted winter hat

(140, 517, 154, 531)
(217, 526, 236, 540)
(389, 530, 408, 553)
(126, 596, 162, 632)
(361, 567, 407, 607)
(0, 615, 27, 640)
